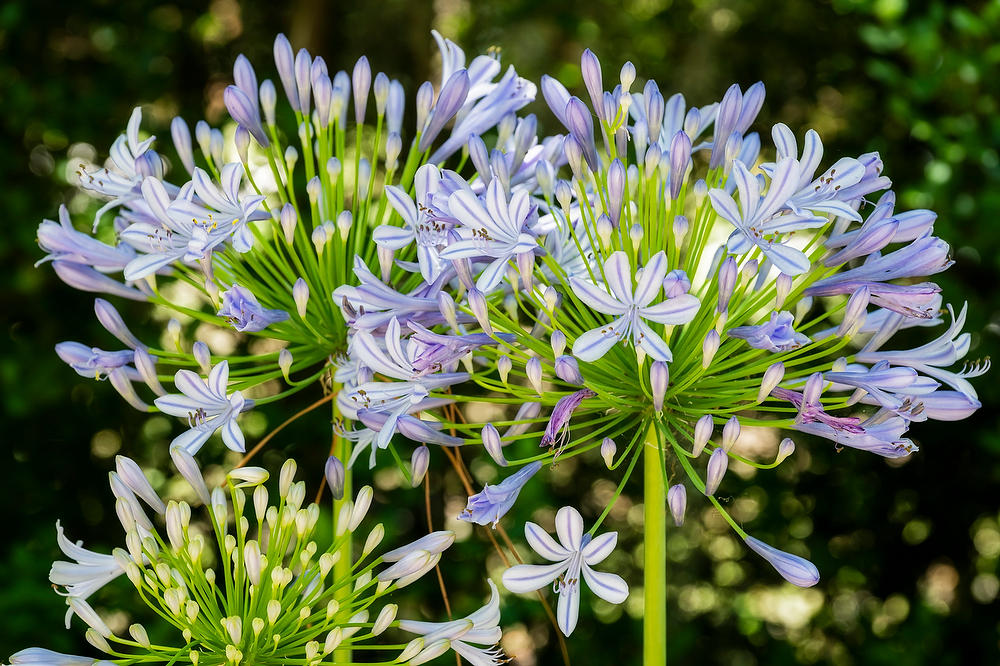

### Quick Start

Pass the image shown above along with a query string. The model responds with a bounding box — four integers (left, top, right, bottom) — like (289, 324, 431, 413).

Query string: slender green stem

(643, 422, 667, 666)
(331, 381, 353, 664)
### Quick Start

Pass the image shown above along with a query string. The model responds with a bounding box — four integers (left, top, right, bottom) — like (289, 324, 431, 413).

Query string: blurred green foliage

(1, 0, 998, 664)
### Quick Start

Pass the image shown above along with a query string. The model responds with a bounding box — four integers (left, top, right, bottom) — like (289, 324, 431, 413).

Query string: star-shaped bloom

(49, 521, 125, 628)
(570, 251, 700, 362)
(440, 178, 539, 293)
(459, 461, 543, 527)
(375, 164, 452, 283)
(217, 283, 289, 332)
(710, 157, 827, 275)
(399, 580, 507, 666)
(502, 506, 628, 636)
(154, 360, 253, 454)
(728, 310, 810, 352)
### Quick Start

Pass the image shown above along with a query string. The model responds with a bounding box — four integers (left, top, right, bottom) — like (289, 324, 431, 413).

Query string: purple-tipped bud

(386, 80, 405, 134)
(607, 159, 626, 226)
(601, 437, 616, 468)
(337, 210, 353, 241)
(419, 69, 470, 151)
(741, 259, 759, 284)
(646, 87, 664, 144)
(554, 355, 584, 385)
(192, 341, 211, 374)
(311, 226, 327, 252)
(415, 81, 434, 136)
(650, 361, 669, 411)
(565, 97, 598, 170)
(170, 117, 195, 175)
(838, 285, 870, 337)
(292, 278, 309, 318)
(705, 448, 728, 495)
(629, 223, 644, 250)
(294, 48, 312, 115)
(673, 214, 689, 241)
(325, 456, 346, 500)
(385, 132, 402, 170)
(555, 180, 573, 212)
(373, 72, 390, 116)
(273, 34, 299, 111)
(526, 357, 543, 394)
(497, 355, 512, 384)
(667, 484, 687, 526)
(669, 131, 692, 200)
(717, 257, 738, 312)
(775, 438, 795, 464)
(467, 288, 492, 335)
(134, 348, 164, 395)
(702, 330, 720, 369)
(94, 298, 144, 350)
(224, 85, 269, 148)
(550, 330, 567, 357)
(596, 214, 614, 247)
(352, 56, 371, 124)
(278, 348, 293, 381)
(410, 446, 430, 487)
(722, 416, 740, 452)
(279, 204, 297, 245)
(775, 273, 793, 310)
(260, 79, 277, 126)
(744, 535, 819, 587)
(543, 286, 560, 311)
(233, 54, 258, 107)
(693, 415, 713, 456)
(619, 61, 636, 92)
(663, 269, 691, 299)
(580, 48, 604, 119)
(482, 424, 506, 466)
(234, 125, 250, 164)
(758, 362, 785, 403)
(313, 74, 333, 127)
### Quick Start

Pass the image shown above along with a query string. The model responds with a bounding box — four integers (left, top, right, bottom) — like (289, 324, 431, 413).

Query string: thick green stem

(644, 423, 667, 666)
(332, 384, 353, 664)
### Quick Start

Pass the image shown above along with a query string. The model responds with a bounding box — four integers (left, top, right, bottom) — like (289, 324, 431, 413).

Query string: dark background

(2, 0, 998, 664)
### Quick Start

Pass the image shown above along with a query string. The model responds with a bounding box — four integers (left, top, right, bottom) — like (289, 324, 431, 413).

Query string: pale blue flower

(728, 310, 810, 352)
(571, 251, 700, 362)
(154, 360, 253, 454)
(459, 461, 543, 527)
(399, 580, 506, 666)
(217, 283, 289, 332)
(502, 506, 628, 636)
(744, 535, 819, 587)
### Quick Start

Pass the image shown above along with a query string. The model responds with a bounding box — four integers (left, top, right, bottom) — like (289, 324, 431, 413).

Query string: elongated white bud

(650, 361, 669, 411)
(116, 456, 165, 514)
(482, 424, 506, 466)
(373, 604, 397, 635)
(693, 415, 713, 456)
(411, 446, 430, 487)
(551, 330, 567, 357)
(192, 341, 211, 374)
(350, 486, 373, 531)
(363, 523, 385, 557)
(775, 273, 793, 310)
(292, 278, 309, 318)
(702, 330, 720, 369)
(601, 437, 616, 468)
(721, 416, 740, 452)
(467, 288, 492, 335)
(228, 467, 268, 488)
(526, 357, 543, 394)
(667, 484, 687, 526)
(758, 362, 785, 403)
(775, 438, 796, 464)
(279, 204, 297, 244)
(279, 459, 297, 498)
(705, 448, 728, 496)
(244, 541, 262, 586)
(497, 355, 512, 384)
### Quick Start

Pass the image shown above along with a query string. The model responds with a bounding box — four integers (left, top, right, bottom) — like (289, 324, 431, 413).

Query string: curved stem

(644, 422, 667, 666)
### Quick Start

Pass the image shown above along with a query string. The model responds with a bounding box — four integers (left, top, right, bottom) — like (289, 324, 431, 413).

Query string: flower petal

(582, 531, 618, 565)
(556, 581, 581, 636)
(633, 252, 668, 307)
(525, 522, 572, 562)
(568, 278, 628, 315)
(555, 506, 584, 551)
(582, 566, 629, 604)
(603, 252, 633, 305)
(501, 561, 568, 594)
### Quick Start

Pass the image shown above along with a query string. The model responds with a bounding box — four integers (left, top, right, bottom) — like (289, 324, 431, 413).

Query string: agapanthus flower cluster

(7, 450, 505, 666)
(35, 29, 985, 653)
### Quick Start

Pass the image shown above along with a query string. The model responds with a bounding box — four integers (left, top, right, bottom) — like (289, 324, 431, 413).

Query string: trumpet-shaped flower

(460, 461, 543, 527)
(502, 506, 628, 636)
(728, 310, 810, 352)
(217, 283, 289, 332)
(154, 360, 253, 453)
(571, 251, 700, 362)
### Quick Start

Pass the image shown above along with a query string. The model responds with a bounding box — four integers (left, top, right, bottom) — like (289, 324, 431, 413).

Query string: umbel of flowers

(32, 30, 984, 665)
(9, 451, 504, 666)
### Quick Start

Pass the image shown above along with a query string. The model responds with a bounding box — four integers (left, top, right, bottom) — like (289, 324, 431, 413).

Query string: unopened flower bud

(705, 448, 728, 496)
(193, 341, 211, 374)
(758, 362, 785, 402)
(336, 210, 353, 241)
(693, 415, 713, 457)
(673, 214, 689, 240)
(775, 438, 795, 464)
(775, 273, 793, 310)
(650, 361, 669, 411)
(601, 437, 616, 468)
(481, 424, 506, 466)
(596, 214, 613, 247)
(410, 446, 430, 487)
(292, 278, 309, 318)
(721, 416, 740, 452)
(278, 348, 293, 381)
(279, 458, 297, 498)
(526, 357, 543, 394)
(667, 484, 687, 526)
(550, 330, 567, 357)
(717, 256, 738, 312)
(629, 223, 644, 251)
(467, 288, 492, 335)
(554, 355, 583, 385)
(744, 535, 819, 587)
(279, 204, 297, 244)
(838, 285, 870, 337)
(497, 355, 512, 384)
(228, 467, 269, 488)
(325, 456, 345, 500)
(702, 329, 720, 369)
